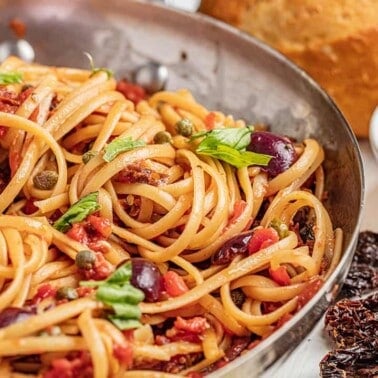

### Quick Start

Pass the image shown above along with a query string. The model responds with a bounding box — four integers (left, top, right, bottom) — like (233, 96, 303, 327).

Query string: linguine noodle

(0, 57, 342, 377)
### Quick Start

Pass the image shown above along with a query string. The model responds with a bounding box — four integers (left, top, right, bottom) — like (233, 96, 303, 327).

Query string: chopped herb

(84, 52, 113, 79)
(103, 136, 146, 162)
(81, 262, 144, 330)
(53, 192, 100, 232)
(270, 218, 289, 239)
(192, 126, 272, 168)
(0, 71, 23, 85)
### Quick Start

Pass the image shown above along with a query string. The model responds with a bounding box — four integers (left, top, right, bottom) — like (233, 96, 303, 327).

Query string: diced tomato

(79, 252, 113, 281)
(76, 286, 95, 298)
(248, 227, 279, 254)
(9, 149, 21, 177)
(43, 351, 93, 378)
(116, 79, 146, 104)
(18, 87, 34, 104)
(122, 329, 134, 342)
(269, 266, 291, 286)
(174, 316, 209, 334)
(113, 343, 133, 367)
(32, 283, 57, 304)
(87, 215, 112, 238)
(155, 334, 170, 345)
(163, 271, 189, 297)
(66, 223, 89, 245)
(204, 112, 217, 130)
(228, 200, 247, 226)
(23, 197, 39, 215)
(297, 278, 323, 310)
(66, 215, 112, 253)
(0, 126, 7, 137)
(261, 301, 281, 314)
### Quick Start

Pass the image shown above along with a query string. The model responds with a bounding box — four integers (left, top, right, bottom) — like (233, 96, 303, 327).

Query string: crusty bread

(200, 0, 378, 137)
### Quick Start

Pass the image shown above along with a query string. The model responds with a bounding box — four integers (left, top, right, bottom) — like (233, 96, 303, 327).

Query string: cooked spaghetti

(0, 56, 342, 377)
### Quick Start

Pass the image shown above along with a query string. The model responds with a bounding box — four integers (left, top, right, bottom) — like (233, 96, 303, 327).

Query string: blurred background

(199, 0, 378, 139)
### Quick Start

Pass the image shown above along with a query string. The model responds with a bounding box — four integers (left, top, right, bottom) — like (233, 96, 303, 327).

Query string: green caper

(56, 287, 78, 301)
(82, 150, 98, 164)
(154, 131, 172, 144)
(75, 250, 96, 270)
(175, 118, 193, 137)
(33, 170, 58, 190)
(270, 218, 289, 239)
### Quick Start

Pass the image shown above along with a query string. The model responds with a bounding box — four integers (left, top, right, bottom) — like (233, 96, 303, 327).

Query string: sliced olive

(75, 250, 96, 270)
(33, 170, 58, 190)
(154, 131, 172, 144)
(176, 118, 193, 137)
(56, 287, 78, 301)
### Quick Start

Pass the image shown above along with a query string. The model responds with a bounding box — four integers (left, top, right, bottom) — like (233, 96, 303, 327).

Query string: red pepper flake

(204, 112, 217, 130)
(113, 343, 133, 367)
(32, 284, 57, 304)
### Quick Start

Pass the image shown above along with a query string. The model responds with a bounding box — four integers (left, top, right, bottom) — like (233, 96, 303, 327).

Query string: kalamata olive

(131, 258, 163, 302)
(248, 131, 297, 177)
(0, 307, 34, 328)
(211, 230, 253, 265)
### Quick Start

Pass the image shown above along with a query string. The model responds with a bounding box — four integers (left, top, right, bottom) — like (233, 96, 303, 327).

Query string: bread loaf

(200, 0, 378, 137)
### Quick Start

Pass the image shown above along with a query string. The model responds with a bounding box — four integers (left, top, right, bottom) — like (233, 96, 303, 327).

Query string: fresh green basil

(103, 136, 146, 163)
(80, 261, 144, 331)
(0, 71, 23, 85)
(53, 192, 100, 232)
(193, 126, 272, 168)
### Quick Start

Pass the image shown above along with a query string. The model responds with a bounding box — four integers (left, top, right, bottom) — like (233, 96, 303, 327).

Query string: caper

(33, 170, 58, 190)
(175, 118, 193, 137)
(56, 287, 78, 301)
(75, 250, 96, 270)
(154, 131, 172, 144)
(82, 150, 98, 164)
(270, 218, 289, 239)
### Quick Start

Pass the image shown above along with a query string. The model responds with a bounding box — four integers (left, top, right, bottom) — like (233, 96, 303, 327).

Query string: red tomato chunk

(248, 228, 279, 254)
(163, 271, 189, 297)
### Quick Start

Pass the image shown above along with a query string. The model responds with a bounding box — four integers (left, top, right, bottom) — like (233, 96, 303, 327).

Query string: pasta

(0, 56, 342, 377)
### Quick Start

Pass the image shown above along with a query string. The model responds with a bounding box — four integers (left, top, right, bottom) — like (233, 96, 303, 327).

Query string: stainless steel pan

(0, 1, 364, 376)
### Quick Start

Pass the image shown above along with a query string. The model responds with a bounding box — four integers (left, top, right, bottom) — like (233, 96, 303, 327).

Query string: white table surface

(260, 140, 376, 378)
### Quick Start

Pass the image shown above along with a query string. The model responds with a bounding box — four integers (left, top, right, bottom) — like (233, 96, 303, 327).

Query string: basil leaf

(96, 284, 144, 304)
(106, 262, 132, 284)
(103, 137, 146, 162)
(197, 144, 272, 168)
(0, 71, 23, 85)
(53, 192, 100, 232)
(196, 127, 253, 150)
(79, 261, 144, 330)
(112, 302, 142, 318)
(80, 262, 133, 287)
(108, 317, 142, 330)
